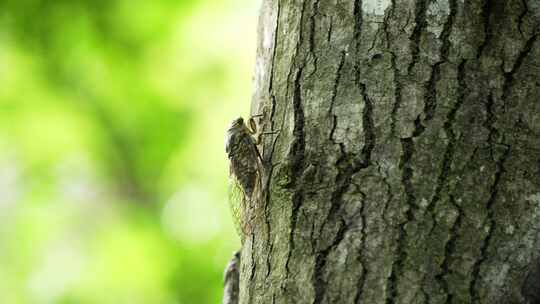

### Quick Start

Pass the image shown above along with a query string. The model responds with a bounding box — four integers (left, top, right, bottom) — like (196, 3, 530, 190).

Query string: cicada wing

(228, 174, 246, 238)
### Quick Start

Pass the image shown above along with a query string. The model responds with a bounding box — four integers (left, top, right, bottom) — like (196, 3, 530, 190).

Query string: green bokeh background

(0, 0, 257, 303)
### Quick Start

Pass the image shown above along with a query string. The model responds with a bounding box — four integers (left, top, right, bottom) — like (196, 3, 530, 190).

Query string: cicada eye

(229, 117, 243, 129)
(236, 117, 244, 125)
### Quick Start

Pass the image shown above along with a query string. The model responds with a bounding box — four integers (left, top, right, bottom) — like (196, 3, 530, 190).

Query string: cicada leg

(247, 114, 262, 134)
(248, 115, 280, 145)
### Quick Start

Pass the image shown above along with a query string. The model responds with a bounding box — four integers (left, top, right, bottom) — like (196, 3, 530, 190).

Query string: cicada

(225, 116, 263, 241)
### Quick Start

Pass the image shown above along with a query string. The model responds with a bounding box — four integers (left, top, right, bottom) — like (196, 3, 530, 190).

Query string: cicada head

(229, 117, 245, 131)
(225, 117, 246, 154)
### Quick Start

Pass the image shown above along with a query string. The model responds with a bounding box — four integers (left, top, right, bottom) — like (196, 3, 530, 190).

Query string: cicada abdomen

(225, 117, 263, 241)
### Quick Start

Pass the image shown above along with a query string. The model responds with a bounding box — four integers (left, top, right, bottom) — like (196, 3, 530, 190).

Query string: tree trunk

(235, 0, 540, 303)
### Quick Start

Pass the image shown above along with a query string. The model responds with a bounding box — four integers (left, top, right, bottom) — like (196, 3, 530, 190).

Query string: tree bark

(236, 0, 540, 303)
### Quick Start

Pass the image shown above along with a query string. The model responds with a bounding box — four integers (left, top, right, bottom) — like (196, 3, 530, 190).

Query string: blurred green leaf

(0, 0, 253, 303)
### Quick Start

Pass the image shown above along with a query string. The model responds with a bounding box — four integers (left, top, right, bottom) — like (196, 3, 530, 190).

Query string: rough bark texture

(240, 0, 540, 303)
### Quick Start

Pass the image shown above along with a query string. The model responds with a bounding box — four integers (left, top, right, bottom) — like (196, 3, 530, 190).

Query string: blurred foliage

(0, 0, 258, 303)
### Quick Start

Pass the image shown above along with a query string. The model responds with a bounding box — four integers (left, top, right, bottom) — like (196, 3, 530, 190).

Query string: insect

(223, 251, 240, 304)
(225, 116, 264, 240)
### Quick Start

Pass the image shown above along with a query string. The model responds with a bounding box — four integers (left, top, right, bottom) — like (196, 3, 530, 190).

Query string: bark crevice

(329, 52, 347, 142)
(501, 34, 538, 105)
(390, 52, 403, 136)
(313, 218, 347, 304)
(353, 190, 369, 304)
(469, 145, 511, 302)
(358, 81, 375, 167)
(476, 0, 495, 59)
(517, 0, 529, 37)
(283, 0, 309, 284)
(407, 0, 428, 74)
(387, 138, 417, 304)
(427, 59, 466, 231)
(285, 67, 306, 278)
(437, 195, 464, 304)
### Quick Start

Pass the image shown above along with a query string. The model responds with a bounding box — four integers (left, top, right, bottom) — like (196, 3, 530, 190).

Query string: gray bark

(236, 0, 540, 303)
